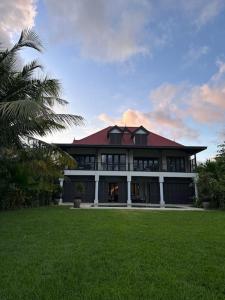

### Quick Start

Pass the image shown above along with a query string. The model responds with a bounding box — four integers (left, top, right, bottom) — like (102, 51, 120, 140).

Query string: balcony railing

(67, 161, 196, 173)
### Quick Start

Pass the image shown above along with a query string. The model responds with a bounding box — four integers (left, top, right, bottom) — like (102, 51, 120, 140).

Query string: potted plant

(74, 182, 85, 208)
(202, 197, 210, 209)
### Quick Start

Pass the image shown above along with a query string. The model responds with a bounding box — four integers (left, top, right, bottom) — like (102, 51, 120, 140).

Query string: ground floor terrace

(60, 170, 198, 207)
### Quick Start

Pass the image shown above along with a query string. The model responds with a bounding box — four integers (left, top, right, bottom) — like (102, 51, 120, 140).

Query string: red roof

(72, 126, 183, 147)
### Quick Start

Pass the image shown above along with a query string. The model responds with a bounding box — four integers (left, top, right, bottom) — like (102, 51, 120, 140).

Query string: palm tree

(0, 29, 83, 148)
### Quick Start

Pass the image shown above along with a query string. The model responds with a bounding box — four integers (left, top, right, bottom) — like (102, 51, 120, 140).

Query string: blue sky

(1, 0, 225, 160)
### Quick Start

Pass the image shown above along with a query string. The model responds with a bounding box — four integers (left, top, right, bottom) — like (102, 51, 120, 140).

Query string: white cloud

(193, 0, 225, 28)
(173, 0, 225, 28)
(184, 45, 209, 66)
(98, 85, 199, 142)
(149, 63, 225, 125)
(42, 0, 225, 63)
(44, 0, 151, 63)
(0, 0, 36, 47)
(98, 62, 225, 142)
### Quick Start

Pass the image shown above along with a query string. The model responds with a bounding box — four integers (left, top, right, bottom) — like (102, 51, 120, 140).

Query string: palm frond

(0, 99, 46, 120)
(0, 29, 42, 71)
(14, 29, 43, 53)
(21, 60, 43, 78)
(48, 113, 84, 126)
(0, 29, 83, 150)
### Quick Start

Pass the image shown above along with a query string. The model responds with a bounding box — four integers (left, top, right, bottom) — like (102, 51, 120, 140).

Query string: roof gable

(108, 125, 123, 134)
(132, 126, 149, 135)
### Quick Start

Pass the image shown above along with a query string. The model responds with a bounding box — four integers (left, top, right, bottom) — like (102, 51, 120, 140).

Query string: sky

(1, 0, 225, 161)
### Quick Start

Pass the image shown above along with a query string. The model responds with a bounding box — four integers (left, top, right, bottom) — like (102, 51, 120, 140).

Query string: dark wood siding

(164, 177, 194, 204)
(63, 176, 95, 203)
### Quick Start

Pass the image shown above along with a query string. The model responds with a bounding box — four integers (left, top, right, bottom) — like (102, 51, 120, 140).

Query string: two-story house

(57, 126, 206, 207)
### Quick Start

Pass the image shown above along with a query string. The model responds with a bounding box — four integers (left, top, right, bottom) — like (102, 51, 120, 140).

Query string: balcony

(67, 161, 196, 173)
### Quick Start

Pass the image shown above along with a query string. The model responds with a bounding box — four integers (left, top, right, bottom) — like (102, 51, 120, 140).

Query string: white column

(94, 174, 99, 206)
(127, 175, 131, 207)
(159, 176, 165, 207)
(59, 177, 64, 205)
(193, 176, 198, 199)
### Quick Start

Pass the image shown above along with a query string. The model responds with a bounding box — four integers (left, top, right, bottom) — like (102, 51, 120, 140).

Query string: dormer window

(109, 132, 122, 144)
(134, 134, 147, 145)
(132, 126, 149, 145)
(108, 126, 123, 144)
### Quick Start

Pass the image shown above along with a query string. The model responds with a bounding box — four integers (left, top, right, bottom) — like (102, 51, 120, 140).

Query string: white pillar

(127, 175, 131, 207)
(59, 177, 64, 205)
(193, 176, 198, 199)
(159, 176, 165, 207)
(94, 174, 99, 206)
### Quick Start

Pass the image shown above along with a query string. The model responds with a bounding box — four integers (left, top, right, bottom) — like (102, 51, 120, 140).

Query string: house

(57, 126, 206, 207)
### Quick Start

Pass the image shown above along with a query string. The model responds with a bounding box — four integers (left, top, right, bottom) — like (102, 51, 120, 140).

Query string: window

(74, 155, 96, 170)
(131, 183, 140, 198)
(167, 157, 185, 172)
(109, 133, 122, 144)
(108, 183, 119, 202)
(101, 154, 126, 170)
(134, 134, 147, 145)
(133, 158, 159, 171)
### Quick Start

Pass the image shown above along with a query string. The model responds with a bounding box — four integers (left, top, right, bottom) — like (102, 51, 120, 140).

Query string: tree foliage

(0, 29, 83, 148)
(0, 144, 76, 210)
(0, 30, 82, 209)
(197, 141, 225, 208)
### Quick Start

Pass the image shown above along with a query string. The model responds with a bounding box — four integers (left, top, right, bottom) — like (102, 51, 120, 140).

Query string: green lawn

(1, 207, 225, 299)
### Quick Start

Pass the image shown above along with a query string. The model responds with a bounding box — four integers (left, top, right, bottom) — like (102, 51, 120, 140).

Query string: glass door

(108, 183, 119, 202)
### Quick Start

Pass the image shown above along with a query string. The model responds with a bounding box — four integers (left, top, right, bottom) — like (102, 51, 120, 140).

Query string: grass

(1, 207, 225, 299)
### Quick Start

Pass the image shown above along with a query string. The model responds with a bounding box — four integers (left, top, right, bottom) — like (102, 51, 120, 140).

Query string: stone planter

(74, 198, 81, 208)
(202, 201, 210, 209)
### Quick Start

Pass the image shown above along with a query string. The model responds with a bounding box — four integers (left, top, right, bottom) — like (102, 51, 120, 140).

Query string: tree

(0, 144, 76, 210)
(197, 141, 225, 208)
(0, 29, 83, 148)
(0, 29, 82, 210)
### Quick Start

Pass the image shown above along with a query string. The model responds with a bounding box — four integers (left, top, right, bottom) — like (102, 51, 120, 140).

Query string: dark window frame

(74, 154, 96, 170)
(101, 154, 126, 171)
(134, 134, 148, 145)
(133, 157, 159, 171)
(167, 157, 186, 172)
(108, 182, 119, 202)
(131, 182, 140, 198)
(109, 133, 122, 144)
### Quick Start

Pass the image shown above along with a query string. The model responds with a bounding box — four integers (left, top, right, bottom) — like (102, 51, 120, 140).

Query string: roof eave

(55, 143, 207, 154)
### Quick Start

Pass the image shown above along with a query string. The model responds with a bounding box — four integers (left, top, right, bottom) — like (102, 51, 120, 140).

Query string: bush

(197, 142, 225, 209)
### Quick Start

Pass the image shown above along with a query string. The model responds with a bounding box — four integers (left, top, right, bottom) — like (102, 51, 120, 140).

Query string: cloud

(99, 106, 198, 142)
(0, 0, 36, 47)
(173, 0, 225, 28)
(149, 63, 225, 125)
(44, 0, 151, 63)
(188, 62, 225, 123)
(99, 62, 225, 142)
(42, 0, 225, 64)
(193, 0, 225, 27)
(183, 45, 209, 66)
